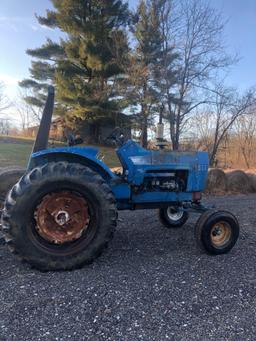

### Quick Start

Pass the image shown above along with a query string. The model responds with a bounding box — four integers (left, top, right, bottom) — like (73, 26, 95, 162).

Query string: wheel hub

(211, 222, 231, 247)
(34, 191, 90, 244)
(55, 210, 70, 226)
(167, 207, 183, 221)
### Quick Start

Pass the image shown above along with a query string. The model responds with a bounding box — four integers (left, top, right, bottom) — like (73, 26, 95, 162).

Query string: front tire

(195, 210, 239, 254)
(1, 162, 117, 271)
(158, 207, 189, 228)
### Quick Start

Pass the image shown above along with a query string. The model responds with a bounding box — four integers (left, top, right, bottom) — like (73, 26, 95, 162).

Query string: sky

(1, 0, 256, 125)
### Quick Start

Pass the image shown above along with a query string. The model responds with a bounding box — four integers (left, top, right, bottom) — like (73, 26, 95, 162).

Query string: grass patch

(0, 142, 32, 168)
(0, 137, 120, 169)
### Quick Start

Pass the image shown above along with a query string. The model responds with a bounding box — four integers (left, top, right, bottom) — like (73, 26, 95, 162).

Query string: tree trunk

(172, 139, 179, 151)
(209, 147, 218, 167)
(140, 118, 148, 148)
(169, 114, 177, 150)
(170, 123, 179, 150)
(241, 147, 250, 169)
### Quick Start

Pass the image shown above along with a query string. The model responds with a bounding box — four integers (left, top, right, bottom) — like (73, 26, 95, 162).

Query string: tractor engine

(143, 170, 188, 192)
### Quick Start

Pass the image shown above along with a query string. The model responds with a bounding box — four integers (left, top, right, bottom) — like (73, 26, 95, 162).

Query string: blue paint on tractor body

(31, 146, 114, 179)
(30, 140, 209, 210)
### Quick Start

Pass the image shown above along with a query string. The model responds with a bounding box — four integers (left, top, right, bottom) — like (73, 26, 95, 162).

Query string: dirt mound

(226, 170, 252, 193)
(206, 168, 227, 193)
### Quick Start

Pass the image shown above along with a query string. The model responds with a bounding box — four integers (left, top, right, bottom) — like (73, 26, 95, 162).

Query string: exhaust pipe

(32, 86, 55, 153)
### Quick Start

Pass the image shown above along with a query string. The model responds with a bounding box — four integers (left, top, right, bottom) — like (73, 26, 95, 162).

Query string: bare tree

(194, 84, 256, 166)
(17, 89, 42, 131)
(0, 82, 10, 115)
(0, 118, 11, 135)
(160, 0, 236, 150)
(0, 82, 12, 135)
(234, 114, 256, 168)
(192, 110, 214, 152)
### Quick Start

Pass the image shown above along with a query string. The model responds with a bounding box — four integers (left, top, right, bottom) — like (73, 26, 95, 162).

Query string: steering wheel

(105, 127, 125, 146)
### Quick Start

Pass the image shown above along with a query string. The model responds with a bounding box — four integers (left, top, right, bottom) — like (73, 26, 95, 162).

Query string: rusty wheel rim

(210, 221, 231, 247)
(34, 191, 90, 245)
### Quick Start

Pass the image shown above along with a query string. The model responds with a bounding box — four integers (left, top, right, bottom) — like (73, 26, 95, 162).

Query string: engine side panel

(117, 140, 209, 192)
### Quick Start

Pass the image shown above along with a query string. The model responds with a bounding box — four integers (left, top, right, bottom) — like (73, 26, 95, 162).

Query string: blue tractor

(1, 87, 239, 270)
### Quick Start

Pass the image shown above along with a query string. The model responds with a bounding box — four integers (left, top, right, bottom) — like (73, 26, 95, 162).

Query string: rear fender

(29, 148, 115, 181)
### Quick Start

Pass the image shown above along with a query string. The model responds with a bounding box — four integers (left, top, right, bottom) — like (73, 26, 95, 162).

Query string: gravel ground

(0, 194, 256, 341)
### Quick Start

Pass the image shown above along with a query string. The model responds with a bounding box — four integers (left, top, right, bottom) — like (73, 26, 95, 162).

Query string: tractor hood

(116, 140, 209, 190)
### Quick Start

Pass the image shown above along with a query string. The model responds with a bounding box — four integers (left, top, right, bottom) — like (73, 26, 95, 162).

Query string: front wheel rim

(166, 207, 184, 221)
(210, 221, 232, 247)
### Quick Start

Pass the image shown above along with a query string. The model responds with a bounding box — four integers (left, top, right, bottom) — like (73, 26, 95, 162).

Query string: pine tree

(20, 0, 130, 122)
(128, 0, 178, 148)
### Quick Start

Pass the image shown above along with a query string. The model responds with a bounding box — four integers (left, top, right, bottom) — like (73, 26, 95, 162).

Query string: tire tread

(1, 162, 117, 271)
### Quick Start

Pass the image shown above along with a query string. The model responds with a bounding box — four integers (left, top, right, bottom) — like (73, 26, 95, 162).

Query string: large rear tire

(1, 162, 117, 271)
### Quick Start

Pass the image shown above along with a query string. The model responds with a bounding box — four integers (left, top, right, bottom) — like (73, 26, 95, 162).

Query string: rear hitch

(183, 201, 215, 213)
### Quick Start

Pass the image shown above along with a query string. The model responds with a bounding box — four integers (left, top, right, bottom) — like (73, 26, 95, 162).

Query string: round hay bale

(206, 168, 227, 193)
(247, 173, 256, 192)
(226, 170, 252, 193)
(0, 167, 25, 209)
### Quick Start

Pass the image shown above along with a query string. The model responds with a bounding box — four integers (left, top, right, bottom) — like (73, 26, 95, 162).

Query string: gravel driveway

(0, 194, 255, 341)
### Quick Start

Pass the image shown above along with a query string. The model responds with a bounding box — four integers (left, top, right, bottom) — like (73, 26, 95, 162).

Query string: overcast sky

(1, 0, 256, 124)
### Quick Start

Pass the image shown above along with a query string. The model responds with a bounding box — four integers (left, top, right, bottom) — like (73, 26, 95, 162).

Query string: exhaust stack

(32, 86, 55, 153)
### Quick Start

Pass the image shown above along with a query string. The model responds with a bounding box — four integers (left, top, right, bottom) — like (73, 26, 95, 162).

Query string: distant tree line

(18, 0, 256, 166)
